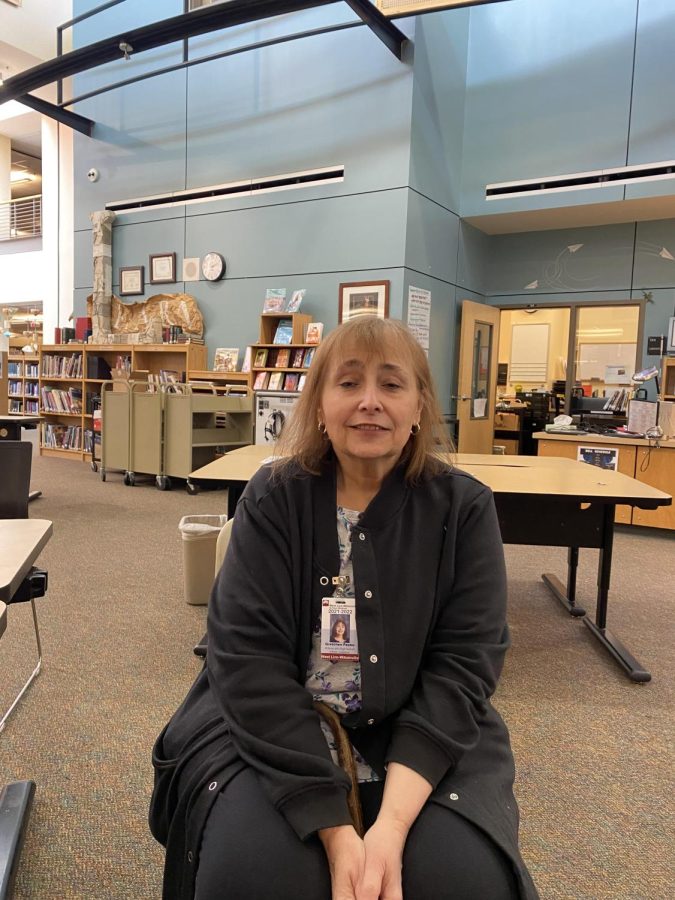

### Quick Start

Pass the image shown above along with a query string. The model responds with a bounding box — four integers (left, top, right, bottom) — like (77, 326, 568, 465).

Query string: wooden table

(191, 448, 671, 682)
(0, 518, 52, 900)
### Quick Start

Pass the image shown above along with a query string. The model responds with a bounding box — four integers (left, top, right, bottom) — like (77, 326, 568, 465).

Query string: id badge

(320, 596, 359, 661)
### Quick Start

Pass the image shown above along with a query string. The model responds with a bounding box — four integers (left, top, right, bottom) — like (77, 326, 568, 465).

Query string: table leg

(227, 483, 245, 520)
(582, 505, 651, 683)
(541, 546, 586, 617)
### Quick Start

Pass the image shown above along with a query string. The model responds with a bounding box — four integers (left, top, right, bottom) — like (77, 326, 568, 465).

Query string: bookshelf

(38, 342, 207, 461)
(8, 350, 40, 416)
(250, 313, 317, 392)
(661, 357, 675, 400)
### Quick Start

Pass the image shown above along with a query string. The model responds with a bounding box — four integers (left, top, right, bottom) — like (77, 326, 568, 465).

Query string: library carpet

(0, 453, 673, 899)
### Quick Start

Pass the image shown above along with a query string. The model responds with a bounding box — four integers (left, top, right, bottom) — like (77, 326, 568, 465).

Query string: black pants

(195, 768, 520, 899)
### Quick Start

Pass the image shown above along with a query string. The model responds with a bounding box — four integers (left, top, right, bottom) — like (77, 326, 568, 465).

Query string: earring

(318, 421, 327, 434)
(411, 422, 421, 435)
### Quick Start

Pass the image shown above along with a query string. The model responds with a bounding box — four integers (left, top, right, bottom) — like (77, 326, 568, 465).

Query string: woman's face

(334, 620, 346, 638)
(320, 344, 422, 474)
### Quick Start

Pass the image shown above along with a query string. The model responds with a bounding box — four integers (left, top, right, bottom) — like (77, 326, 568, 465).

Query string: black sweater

(150, 459, 539, 899)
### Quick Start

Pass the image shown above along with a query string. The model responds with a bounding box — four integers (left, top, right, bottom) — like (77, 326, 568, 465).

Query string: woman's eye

(338, 380, 356, 388)
(384, 382, 402, 390)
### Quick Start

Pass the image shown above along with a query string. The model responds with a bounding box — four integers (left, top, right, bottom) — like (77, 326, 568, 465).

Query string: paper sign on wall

(407, 287, 431, 352)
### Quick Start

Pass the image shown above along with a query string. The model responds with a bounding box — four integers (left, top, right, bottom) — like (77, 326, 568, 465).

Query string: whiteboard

(576, 343, 637, 382)
(509, 323, 550, 382)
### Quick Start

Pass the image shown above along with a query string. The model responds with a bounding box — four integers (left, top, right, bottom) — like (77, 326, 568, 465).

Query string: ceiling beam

(0, 0, 342, 106)
(17, 95, 94, 137)
(343, 1, 408, 58)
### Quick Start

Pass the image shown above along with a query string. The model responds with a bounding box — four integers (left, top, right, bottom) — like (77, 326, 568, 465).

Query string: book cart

(163, 385, 254, 493)
(98, 380, 133, 481)
(100, 382, 254, 491)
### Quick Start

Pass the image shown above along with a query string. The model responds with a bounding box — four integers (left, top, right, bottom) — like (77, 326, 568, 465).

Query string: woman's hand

(357, 817, 407, 900)
(319, 825, 366, 900)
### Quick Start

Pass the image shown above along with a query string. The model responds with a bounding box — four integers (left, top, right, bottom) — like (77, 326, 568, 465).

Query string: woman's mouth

(351, 424, 387, 431)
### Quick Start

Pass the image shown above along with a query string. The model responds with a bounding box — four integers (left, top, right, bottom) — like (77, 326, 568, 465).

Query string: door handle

(451, 396, 471, 402)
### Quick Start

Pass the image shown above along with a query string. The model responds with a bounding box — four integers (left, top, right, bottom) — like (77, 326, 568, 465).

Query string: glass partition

(470, 321, 492, 419)
(573, 306, 640, 403)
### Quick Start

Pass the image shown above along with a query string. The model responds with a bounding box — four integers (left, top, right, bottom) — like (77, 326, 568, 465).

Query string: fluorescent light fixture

(0, 99, 31, 123)
(106, 165, 345, 214)
(10, 170, 34, 184)
(487, 159, 675, 200)
(576, 329, 624, 337)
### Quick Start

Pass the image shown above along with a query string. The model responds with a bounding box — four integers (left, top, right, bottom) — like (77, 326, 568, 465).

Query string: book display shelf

(661, 357, 675, 400)
(250, 313, 316, 392)
(7, 338, 40, 416)
(38, 342, 207, 461)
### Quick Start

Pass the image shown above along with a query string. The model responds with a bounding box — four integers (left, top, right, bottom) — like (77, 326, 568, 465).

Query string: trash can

(179, 514, 228, 605)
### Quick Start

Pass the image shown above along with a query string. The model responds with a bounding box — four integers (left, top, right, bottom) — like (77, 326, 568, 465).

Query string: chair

(193, 519, 233, 658)
(0, 441, 47, 733)
(0, 442, 32, 519)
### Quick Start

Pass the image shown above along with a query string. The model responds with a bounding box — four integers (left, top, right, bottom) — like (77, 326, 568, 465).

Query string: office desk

(191, 448, 671, 682)
(0, 518, 52, 900)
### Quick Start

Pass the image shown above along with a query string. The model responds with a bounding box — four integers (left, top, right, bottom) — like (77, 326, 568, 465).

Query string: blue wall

(72, 3, 420, 376)
(70, 0, 675, 416)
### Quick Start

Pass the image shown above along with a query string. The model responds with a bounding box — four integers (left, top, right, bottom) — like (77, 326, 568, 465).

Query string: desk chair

(193, 519, 233, 658)
(0, 441, 48, 733)
(0, 442, 31, 519)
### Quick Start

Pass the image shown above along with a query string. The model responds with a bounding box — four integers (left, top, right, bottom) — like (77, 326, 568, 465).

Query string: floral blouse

(304, 507, 380, 783)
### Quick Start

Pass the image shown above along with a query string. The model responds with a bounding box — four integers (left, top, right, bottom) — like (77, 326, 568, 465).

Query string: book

(241, 346, 252, 374)
(214, 347, 239, 373)
(275, 348, 291, 368)
(286, 289, 305, 313)
(263, 288, 287, 313)
(253, 371, 270, 390)
(291, 348, 305, 368)
(283, 372, 299, 391)
(303, 347, 316, 368)
(298, 374, 307, 391)
(254, 348, 269, 368)
(268, 372, 283, 391)
(273, 319, 294, 345)
(305, 322, 323, 345)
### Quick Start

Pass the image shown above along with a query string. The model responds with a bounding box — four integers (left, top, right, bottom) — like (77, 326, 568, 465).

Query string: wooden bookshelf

(661, 356, 675, 400)
(38, 342, 207, 461)
(7, 337, 40, 416)
(250, 312, 317, 393)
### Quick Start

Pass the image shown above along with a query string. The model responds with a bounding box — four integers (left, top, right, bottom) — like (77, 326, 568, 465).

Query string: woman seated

(150, 316, 539, 900)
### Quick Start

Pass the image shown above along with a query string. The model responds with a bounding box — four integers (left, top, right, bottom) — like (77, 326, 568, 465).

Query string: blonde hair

(274, 316, 454, 481)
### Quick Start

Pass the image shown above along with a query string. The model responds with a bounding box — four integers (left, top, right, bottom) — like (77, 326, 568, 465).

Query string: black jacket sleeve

(386, 484, 509, 787)
(205, 471, 353, 840)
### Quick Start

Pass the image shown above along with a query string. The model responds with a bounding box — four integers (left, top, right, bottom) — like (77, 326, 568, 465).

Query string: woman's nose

(358, 383, 383, 410)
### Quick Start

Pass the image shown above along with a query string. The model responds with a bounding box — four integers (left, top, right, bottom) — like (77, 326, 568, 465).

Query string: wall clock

(201, 252, 226, 281)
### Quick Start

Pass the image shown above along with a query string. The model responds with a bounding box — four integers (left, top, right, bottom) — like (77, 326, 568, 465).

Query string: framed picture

(338, 280, 389, 323)
(119, 266, 144, 296)
(149, 252, 176, 284)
